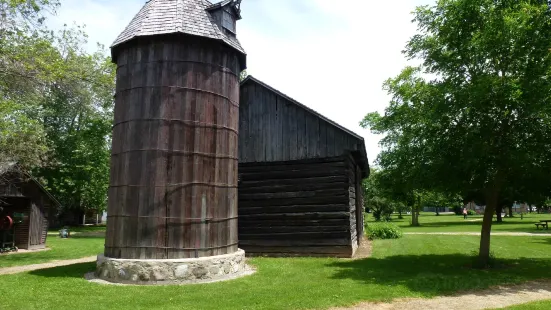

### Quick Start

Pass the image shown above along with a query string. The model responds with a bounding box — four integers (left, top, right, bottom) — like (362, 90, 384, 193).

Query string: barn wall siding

(238, 157, 355, 257)
(346, 156, 358, 254)
(237, 77, 369, 258)
(13, 203, 31, 250)
(1, 170, 53, 250)
(239, 82, 364, 164)
(355, 164, 365, 240)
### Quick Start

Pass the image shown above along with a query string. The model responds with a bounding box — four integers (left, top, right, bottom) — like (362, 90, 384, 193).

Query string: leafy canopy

(0, 0, 115, 213)
(362, 0, 551, 264)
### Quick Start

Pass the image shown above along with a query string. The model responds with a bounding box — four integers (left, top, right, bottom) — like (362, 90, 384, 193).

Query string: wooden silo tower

(105, 0, 247, 260)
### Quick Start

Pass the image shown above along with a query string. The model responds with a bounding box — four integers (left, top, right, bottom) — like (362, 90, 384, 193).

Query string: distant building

(0, 163, 60, 250)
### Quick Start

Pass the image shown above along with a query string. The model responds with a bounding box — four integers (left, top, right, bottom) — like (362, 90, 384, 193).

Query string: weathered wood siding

(29, 202, 48, 248)
(239, 80, 365, 164)
(238, 156, 356, 257)
(12, 202, 31, 250)
(355, 164, 365, 241)
(106, 35, 242, 259)
(1, 176, 50, 250)
(0, 178, 25, 197)
(237, 78, 369, 257)
(347, 155, 365, 254)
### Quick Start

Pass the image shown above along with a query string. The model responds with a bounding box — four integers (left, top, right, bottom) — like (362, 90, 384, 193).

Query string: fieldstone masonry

(96, 249, 249, 284)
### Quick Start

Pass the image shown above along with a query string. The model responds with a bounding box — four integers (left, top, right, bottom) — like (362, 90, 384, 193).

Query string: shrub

(366, 223, 403, 240)
(467, 210, 476, 216)
(369, 197, 394, 222)
(453, 206, 462, 215)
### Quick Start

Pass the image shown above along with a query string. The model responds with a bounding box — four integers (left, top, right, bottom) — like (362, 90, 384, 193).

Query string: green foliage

(239, 70, 248, 82)
(0, 101, 48, 167)
(366, 223, 404, 240)
(363, 169, 407, 222)
(0, 0, 61, 168)
(453, 206, 462, 215)
(467, 210, 477, 216)
(35, 29, 115, 213)
(394, 201, 409, 219)
(0, 1, 115, 214)
(368, 196, 394, 222)
(361, 0, 551, 265)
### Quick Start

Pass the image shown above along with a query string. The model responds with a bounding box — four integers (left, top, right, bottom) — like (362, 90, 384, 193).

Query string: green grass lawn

(47, 224, 107, 234)
(367, 212, 551, 234)
(503, 300, 551, 310)
(1, 235, 551, 310)
(0, 235, 104, 268)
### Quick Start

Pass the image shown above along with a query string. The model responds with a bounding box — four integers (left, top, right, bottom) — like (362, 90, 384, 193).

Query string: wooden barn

(0, 163, 60, 250)
(238, 76, 370, 257)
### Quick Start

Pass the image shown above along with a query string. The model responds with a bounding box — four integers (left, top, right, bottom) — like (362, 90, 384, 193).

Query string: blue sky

(47, 0, 434, 165)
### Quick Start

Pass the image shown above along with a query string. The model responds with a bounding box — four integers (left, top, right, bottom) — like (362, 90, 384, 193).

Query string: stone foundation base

(95, 249, 252, 285)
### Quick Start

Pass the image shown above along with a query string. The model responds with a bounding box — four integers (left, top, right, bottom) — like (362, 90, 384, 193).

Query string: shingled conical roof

(111, 0, 246, 56)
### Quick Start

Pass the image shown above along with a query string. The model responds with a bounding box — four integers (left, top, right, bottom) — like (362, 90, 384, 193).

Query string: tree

(394, 201, 409, 219)
(240, 70, 248, 82)
(364, 168, 415, 222)
(36, 27, 115, 214)
(362, 0, 551, 266)
(418, 190, 462, 216)
(1, 0, 116, 215)
(0, 0, 62, 168)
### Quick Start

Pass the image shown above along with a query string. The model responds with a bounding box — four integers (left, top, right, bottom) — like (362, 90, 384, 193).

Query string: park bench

(535, 223, 548, 230)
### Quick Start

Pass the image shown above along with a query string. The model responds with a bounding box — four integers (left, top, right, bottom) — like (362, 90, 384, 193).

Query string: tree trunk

(479, 189, 498, 267)
(508, 205, 513, 218)
(496, 205, 503, 223)
(411, 195, 421, 226)
(411, 204, 419, 226)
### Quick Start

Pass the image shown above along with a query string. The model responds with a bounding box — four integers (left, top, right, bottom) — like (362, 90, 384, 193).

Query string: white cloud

(47, 0, 142, 50)
(48, 0, 435, 165)
(239, 0, 433, 164)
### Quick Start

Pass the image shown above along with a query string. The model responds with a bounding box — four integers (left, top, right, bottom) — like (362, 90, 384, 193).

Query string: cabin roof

(111, 0, 246, 57)
(241, 75, 370, 177)
(0, 162, 61, 207)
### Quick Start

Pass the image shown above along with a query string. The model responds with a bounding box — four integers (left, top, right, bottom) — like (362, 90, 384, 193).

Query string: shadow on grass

(29, 262, 96, 279)
(400, 219, 551, 233)
(530, 238, 551, 245)
(327, 254, 551, 296)
(69, 235, 106, 239)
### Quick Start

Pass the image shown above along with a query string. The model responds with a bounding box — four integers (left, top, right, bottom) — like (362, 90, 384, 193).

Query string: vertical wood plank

(106, 36, 241, 259)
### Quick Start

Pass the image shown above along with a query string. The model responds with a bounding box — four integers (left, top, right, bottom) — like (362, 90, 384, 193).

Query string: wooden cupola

(206, 0, 242, 36)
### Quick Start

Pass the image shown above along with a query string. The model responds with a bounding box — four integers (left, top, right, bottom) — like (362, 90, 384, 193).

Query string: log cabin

(0, 163, 60, 250)
(238, 76, 370, 257)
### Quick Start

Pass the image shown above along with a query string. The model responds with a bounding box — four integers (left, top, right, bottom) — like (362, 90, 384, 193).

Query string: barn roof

(111, 0, 246, 60)
(0, 162, 61, 207)
(241, 75, 370, 177)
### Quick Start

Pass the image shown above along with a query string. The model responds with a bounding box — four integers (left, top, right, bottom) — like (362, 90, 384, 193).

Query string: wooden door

(29, 203, 43, 246)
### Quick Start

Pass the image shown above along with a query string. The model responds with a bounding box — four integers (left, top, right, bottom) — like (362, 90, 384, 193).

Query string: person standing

(463, 207, 468, 220)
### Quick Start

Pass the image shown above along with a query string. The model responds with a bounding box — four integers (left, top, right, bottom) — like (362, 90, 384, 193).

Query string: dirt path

(405, 232, 551, 236)
(331, 281, 551, 310)
(0, 256, 96, 275)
